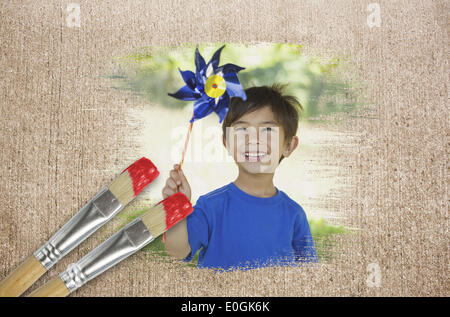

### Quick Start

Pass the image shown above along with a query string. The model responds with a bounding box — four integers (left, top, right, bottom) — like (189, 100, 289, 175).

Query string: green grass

(116, 208, 351, 266)
(309, 218, 351, 262)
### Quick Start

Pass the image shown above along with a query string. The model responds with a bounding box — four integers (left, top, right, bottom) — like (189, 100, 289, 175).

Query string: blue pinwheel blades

(168, 45, 247, 123)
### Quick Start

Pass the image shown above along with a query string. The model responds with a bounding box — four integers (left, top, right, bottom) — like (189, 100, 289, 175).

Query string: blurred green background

(109, 43, 363, 122)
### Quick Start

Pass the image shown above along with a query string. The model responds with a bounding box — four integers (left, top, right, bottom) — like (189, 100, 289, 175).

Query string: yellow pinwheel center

(205, 75, 226, 98)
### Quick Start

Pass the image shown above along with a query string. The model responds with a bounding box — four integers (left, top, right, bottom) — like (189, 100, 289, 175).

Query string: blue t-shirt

(183, 182, 318, 270)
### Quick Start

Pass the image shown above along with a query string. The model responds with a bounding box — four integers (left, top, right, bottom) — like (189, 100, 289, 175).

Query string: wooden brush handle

(28, 276, 70, 297)
(0, 255, 47, 297)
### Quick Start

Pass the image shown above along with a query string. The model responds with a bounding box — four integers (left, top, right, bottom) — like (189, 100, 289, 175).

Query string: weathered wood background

(0, 0, 447, 296)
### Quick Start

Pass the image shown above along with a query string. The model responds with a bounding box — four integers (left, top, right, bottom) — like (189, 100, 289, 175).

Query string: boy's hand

(162, 164, 192, 201)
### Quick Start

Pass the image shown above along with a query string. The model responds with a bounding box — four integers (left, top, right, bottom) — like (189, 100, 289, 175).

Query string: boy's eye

(261, 127, 273, 132)
(234, 127, 246, 131)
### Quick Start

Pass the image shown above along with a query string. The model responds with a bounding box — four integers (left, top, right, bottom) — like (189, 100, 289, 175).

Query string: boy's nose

(245, 131, 259, 144)
(246, 137, 259, 148)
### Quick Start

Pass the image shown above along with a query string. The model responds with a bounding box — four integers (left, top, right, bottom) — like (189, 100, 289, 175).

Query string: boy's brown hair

(222, 83, 303, 162)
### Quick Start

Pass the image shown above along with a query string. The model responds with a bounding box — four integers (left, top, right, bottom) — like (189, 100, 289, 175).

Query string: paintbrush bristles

(108, 171, 135, 206)
(140, 204, 166, 238)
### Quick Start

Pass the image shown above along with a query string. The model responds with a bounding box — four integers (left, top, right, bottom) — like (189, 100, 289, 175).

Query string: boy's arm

(162, 164, 192, 260)
(293, 210, 319, 263)
(165, 218, 191, 260)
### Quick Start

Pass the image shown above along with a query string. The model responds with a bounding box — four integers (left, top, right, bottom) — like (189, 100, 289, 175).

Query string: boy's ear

(282, 136, 299, 158)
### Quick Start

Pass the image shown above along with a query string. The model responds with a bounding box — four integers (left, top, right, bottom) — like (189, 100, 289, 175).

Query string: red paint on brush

(122, 157, 159, 197)
(157, 192, 193, 230)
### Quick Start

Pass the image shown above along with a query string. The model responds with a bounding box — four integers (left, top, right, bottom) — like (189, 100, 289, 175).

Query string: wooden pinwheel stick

(178, 115, 194, 171)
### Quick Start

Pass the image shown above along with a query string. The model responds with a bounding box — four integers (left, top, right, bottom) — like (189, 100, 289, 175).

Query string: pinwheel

(168, 45, 247, 169)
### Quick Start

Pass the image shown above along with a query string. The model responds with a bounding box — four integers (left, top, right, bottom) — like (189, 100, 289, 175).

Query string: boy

(163, 84, 318, 271)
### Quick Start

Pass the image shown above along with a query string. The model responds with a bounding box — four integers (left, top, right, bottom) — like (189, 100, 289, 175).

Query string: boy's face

(223, 106, 298, 174)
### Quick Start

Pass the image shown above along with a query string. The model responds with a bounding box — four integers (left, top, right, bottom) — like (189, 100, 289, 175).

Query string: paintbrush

(0, 157, 159, 297)
(28, 192, 193, 297)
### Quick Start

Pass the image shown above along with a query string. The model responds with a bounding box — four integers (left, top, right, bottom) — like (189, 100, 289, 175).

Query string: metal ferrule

(34, 187, 123, 270)
(60, 217, 154, 293)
